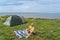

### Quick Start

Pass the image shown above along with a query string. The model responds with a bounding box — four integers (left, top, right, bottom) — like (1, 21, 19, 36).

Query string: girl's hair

(30, 23, 34, 27)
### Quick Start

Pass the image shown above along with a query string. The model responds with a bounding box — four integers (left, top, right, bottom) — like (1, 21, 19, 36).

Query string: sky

(0, 0, 60, 13)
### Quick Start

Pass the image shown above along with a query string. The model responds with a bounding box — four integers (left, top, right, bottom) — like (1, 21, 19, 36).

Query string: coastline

(0, 13, 60, 19)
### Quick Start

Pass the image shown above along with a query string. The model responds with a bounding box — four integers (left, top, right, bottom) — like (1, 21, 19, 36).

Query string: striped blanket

(14, 29, 29, 38)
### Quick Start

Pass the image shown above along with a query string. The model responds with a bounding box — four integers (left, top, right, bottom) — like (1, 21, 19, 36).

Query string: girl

(26, 23, 34, 37)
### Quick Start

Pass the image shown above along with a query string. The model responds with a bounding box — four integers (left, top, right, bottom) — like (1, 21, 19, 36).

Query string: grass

(0, 16, 60, 40)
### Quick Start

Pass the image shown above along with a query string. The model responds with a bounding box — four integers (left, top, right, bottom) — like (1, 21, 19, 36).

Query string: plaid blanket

(14, 29, 29, 38)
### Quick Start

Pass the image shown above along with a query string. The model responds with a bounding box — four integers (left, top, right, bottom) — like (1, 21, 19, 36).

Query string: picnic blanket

(14, 29, 29, 38)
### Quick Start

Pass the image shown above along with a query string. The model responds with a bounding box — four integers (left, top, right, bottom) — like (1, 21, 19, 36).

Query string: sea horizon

(0, 13, 60, 19)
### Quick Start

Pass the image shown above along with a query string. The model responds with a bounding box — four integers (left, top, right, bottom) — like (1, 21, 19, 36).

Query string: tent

(3, 15, 26, 26)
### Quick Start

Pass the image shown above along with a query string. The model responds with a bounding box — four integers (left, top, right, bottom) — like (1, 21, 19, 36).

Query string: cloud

(0, 3, 23, 6)
(36, 0, 60, 5)
(0, 1, 35, 12)
(0, 5, 30, 12)
(0, 0, 60, 13)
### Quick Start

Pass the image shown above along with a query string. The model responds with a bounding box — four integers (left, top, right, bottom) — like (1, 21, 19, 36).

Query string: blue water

(0, 13, 60, 19)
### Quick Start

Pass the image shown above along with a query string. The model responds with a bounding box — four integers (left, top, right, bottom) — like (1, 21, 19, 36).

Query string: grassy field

(0, 16, 60, 40)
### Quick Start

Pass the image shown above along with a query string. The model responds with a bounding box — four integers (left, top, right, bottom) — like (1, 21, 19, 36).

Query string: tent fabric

(14, 29, 29, 38)
(3, 16, 12, 26)
(3, 15, 26, 26)
(20, 16, 26, 23)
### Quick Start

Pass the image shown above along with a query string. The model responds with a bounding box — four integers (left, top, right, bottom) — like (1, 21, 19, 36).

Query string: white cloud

(0, 6, 30, 12)
(0, 0, 60, 13)
(0, 1, 35, 12)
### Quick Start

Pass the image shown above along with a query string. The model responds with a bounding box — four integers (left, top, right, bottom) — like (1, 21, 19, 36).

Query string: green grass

(0, 16, 60, 40)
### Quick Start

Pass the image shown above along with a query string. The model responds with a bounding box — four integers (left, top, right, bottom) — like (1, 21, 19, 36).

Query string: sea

(0, 12, 60, 19)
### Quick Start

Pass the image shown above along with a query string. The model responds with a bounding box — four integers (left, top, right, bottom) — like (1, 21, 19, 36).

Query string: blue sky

(0, 0, 60, 13)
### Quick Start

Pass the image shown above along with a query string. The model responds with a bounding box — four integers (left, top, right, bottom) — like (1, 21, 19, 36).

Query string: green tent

(3, 15, 26, 26)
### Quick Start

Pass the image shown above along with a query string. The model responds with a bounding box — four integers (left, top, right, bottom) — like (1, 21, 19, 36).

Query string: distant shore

(0, 13, 60, 19)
